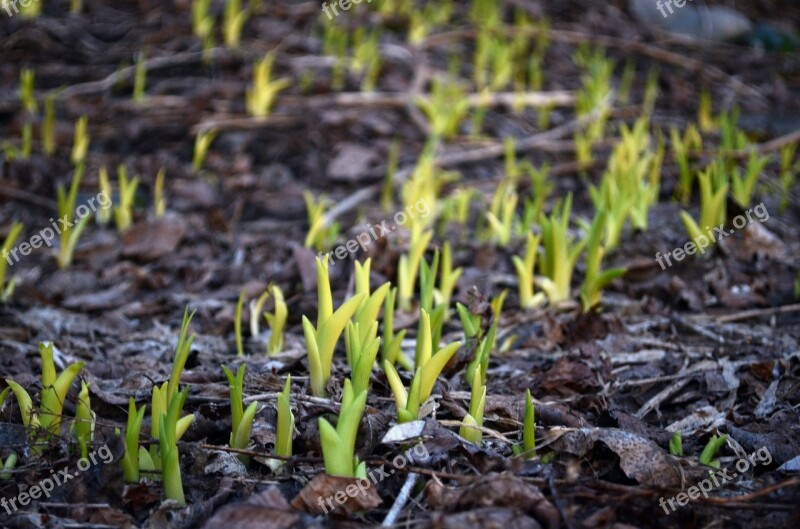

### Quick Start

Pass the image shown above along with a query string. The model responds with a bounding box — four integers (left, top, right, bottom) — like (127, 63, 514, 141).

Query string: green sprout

(246, 52, 290, 118)
(71, 116, 90, 166)
(680, 164, 728, 254)
(345, 321, 380, 396)
(319, 379, 367, 478)
(466, 318, 496, 386)
(73, 381, 94, 460)
(671, 125, 703, 204)
(159, 387, 190, 505)
(250, 290, 270, 338)
(456, 302, 481, 339)
(42, 93, 56, 156)
(303, 256, 366, 397)
(351, 259, 390, 345)
(193, 128, 217, 171)
(698, 88, 715, 132)
(719, 108, 748, 152)
(263, 284, 287, 355)
(382, 286, 407, 367)
(397, 227, 433, 311)
(579, 210, 626, 312)
(384, 309, 461, 423)
(19, 69, 36, 159)
(97, 166, 113, 226)
(321, 21, 348, 91)
(351, 28, 382, 91)
(1, 223, 23, 302)
(512, 232, 546, 310)
(303, 192, 339, 251)
(669, 432, 683, 456)
(271, 375, 294, 470)
(223, 364, 259, 463)
(778, 144, 798, 212)
(0, 453, 17, 480)
(436, 241, 462, 310)
(133, 51, 147, 102)
(521, 163, 552, 234)
(5, 342, 85, 438)
(223, 0, 249, 48)
(122, 397, 146, 483)
(416, 252, 446, 362)
(192, 0, 215, 50)
(113, 165, 140, 232)
(699, 434, 728, 468)
(485, 185, 518, 246)
(381, 139, 400, 211)
(730, 151, 770, 208)
(235, 289, 245, 357)
(154, 168, 167, 217)
(538, 194, 585, 304)
(459, 368, 486, 445)
(415, 77, 470, 141)
(523, 389, 535, 458)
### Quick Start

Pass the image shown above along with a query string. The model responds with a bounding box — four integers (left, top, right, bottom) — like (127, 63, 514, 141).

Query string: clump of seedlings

(246, 52, 289, 118)
(222, 364, 258, 463)
(319, 379, 367, 477)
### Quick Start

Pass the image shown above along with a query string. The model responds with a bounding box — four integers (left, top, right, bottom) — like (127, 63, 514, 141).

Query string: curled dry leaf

(203, 487, 320, 529)
(291, 473, 383, 516)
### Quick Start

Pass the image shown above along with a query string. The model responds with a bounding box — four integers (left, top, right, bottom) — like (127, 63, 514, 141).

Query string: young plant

(223, 0, 249, 48)
(303, 257, 366, 396)
(671, 125, 702, 204)
(235, 289, 246, 357)
(271, 375, 294, 470)
(5, 342, 85, 437)
(779, 143, 798, 213)
(381, 139, 400, 211)
(512, 232, 546, 309)
(19, 69, 35, 159)
(680, 165, 728, 254)
(223, 364, 258, 463)
(73, 381, 94, 460)
(459, 369, 486, 445)
(245, 52, 289, 118)
(579, 210, 626, 312)
(0, 453, 17, 480)
(113, 165, 140, 232)
(698, 434, 727, 468)
(521, 163, 552, 233)
(538, 194, 586, 304)
(382, 287, 407, 367)
(154, 168, 167, 217)
(456, 302, 481, 339)
(71, 116, 90, 166)
(522, 389, 535, 458)
(485, 186, 518, 246)
(97, 166, 113, 226)
(303, 192, 339, 252)
(465, 318, 496, 387)
(730, 151, 770, 208)
(42, 93, 56, 156)
(669, 432, 683, 456)
(159, 387, 190, 506)
(56, 166, 91, 269)
(351, 28, 382, 92)
(351, 259, 390, 346)
(414, 77, 470, 140)
(1, 222, 23, 302)
(345, 321, 380, 396)
(436, 241, 462, 310)
(263, 284, 287, 355)
(133, 51, 147, 102)
(193, 128, 217, 171)
(397, 227, 433, 311)
(384, 310, 461, 423)
(122, 397, 146, 483)
(319, 379, 367, 478)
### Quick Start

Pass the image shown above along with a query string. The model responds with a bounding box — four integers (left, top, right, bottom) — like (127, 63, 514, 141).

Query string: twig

(382, 472, 419, 527)
(713, 303, 800, 324)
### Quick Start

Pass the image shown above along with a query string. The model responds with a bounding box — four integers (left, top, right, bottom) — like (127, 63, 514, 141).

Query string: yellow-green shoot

(154, 168, 167, 217)
(303, 192, 339, 251)
(319, 379, 367, 478)
(113, 165, 140, 232)
(73, 381, 94, 460)
(271, 375, 294, 470)
(159, 387, 190, 505)
(235, 289, 245, 357)
(670, 125, 702, 204)
(680, 164, 728, 254)
(263, 284, 287, 355)
(193, 128, 217, 171)
(397, 227, 433, 311)
(415, 77, 470, 141)
(133, 51, 147, 102)
(303, 256, 365, 396)
(730, 151, 770, 208)
(436, 241, 461, 311)
(223, 0, 249, 48)
(512, 232, 546, 310)
(699, 434, 727, 468)
(1, 223, 23, 302)
(538, 194, 585, 304)
(579, 210, 626, 312)
(246, 52, 289, 118)
(122, 397, 146, 483)
(382, 286, 407, 367)
(71, 116, 90, 166)
(223, 364, 258, 463)
(523, 389, 535, 458)
(669, 432, 683, 456)
(384, 309, 460, 423)
(779, 144, 798, 213)
(459, 368, 486, 445)
(42, 93, 56, 156)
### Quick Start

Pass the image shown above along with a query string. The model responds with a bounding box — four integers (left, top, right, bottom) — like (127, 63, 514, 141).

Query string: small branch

(381, 472, 419, 527)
